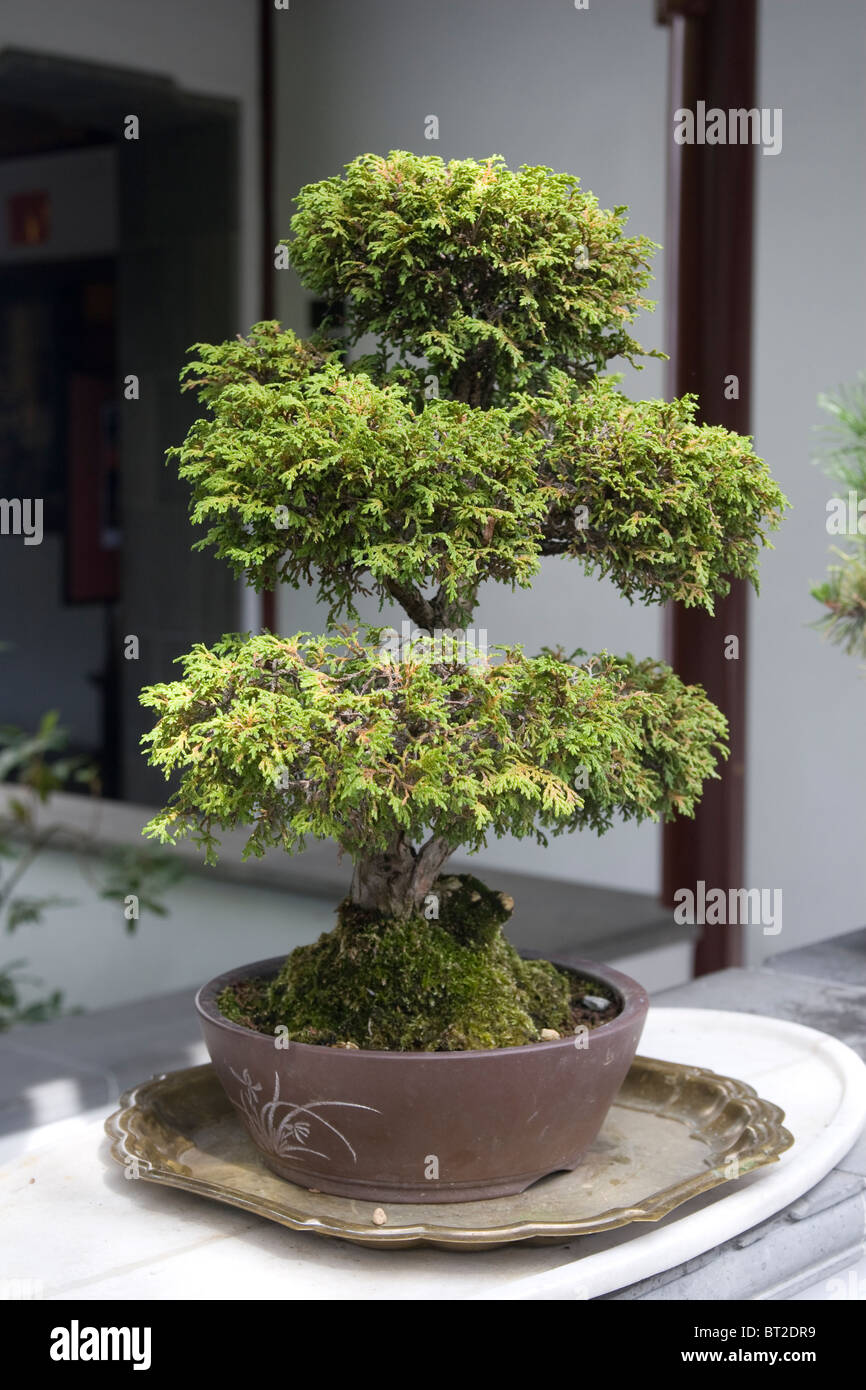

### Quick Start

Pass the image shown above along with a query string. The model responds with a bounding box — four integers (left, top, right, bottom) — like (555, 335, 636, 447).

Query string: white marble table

(2, 1000, 865, 1301)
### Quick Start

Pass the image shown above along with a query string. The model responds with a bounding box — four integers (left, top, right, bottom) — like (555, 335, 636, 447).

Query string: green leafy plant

(0, 709, 182, 1029)
(811, 373, 866, 657)
(141, 152, 787, 1050)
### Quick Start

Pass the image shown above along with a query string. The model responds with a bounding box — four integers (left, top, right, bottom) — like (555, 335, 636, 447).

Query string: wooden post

(657, 0, 758, 973)
(259, 0, 277, 634)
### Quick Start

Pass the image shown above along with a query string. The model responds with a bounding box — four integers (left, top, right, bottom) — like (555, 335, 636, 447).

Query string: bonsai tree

(141, 152, 786, 1051)
(812, 373, 866, 657)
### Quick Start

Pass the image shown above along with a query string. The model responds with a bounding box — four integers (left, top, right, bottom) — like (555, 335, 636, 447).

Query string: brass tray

(104, 1059, 793, 1250)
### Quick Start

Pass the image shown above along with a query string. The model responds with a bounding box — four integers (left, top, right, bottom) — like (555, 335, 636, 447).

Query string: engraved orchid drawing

(229, 1067, 380, 1164)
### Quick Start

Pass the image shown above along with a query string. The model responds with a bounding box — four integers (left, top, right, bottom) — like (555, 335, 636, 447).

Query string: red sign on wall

(7, 190, 51, 246)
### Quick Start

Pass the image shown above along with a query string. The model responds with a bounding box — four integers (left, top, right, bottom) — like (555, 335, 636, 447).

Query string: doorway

(0, 49, 240, 802)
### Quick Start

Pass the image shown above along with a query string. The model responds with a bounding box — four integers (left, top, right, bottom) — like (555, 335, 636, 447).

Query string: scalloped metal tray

(105, 1057, 792, 1250)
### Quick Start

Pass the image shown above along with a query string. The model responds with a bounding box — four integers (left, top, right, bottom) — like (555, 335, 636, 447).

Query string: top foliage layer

(167, 153, 787, 623)
(288, 150, 659, 405)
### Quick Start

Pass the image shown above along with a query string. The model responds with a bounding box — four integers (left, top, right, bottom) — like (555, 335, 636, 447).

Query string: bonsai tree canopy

(173, 329, 784, 630)
(141, 629, 726, 918)
(288, 151, 659, 406)
(141, 152, 787, 1050)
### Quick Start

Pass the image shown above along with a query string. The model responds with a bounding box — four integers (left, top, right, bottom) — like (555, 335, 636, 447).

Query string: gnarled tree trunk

(351, 833, 454, 917)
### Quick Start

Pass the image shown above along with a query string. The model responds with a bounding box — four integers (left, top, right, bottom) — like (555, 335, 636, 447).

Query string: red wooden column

(657, 0, 758, 973)
(259, 0, 277, 634)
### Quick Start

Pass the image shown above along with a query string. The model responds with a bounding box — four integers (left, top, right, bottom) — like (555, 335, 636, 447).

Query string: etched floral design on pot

(228, 1066, 381, 1165)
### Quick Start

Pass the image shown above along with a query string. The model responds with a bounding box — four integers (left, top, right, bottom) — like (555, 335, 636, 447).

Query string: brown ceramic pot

(196, 954, 649, 1204)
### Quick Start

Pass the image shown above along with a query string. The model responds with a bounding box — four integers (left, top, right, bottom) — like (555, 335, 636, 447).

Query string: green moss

(216, 977, 270, 1031)
(512, 955, 575, 1027)
(218, 874, 613, 1051)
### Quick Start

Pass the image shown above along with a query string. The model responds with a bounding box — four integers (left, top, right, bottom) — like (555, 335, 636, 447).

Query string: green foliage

(288, 151, 659, 405)
(0, 711, 92, 1028)
(5, 895, 74, 931)
(167, 156, 784, 626)
(97, 847, 185, 932)
(178, 322, 335, 405)
(173, 322, 545, 620)
(173, 327, 785, 621)
(600, 653, 728, 823)
(141, 629, 726, 863)
(516, 374, 787, 609)
(0, 961, 66, 1027)
(812, 374, 866, 658)
(812, 552, 866, 657)
(0, 709, 98, 796)
(815, 374, 866, 492)
(0, 706, 183, 1029)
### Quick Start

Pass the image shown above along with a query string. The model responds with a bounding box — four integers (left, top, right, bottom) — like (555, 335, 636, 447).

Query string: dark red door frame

(657, 0, 757, 973)
(259, 0, 277, 634)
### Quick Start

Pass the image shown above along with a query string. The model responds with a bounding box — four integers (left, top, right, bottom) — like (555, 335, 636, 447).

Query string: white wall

(273, 0, 669, 892)
(748, 0, 866, 961)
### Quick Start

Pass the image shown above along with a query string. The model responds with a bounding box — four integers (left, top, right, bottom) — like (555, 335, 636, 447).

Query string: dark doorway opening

(0, 49, 240, 803)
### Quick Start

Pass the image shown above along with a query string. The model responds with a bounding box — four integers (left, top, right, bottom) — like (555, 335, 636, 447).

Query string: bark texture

(350, 834, 454, 916)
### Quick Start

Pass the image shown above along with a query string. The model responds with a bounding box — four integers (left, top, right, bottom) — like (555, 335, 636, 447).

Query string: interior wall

(0, 145, 116, 263)
(0, 0, 260, 328)
(117, 104, 241, 802)
(748, 0, 866, 961)
(0, 0, 261, 797)
(0, 538, 104, 744)
(272, 0, 669, 892)
(0, 146, 115, 747)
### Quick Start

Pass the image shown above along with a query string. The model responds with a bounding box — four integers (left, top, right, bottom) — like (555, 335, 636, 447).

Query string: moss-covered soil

(218, 873, 620, 1051)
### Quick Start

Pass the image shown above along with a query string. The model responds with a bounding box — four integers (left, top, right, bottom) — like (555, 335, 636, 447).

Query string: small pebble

(540, 1028, 561, 1040)
(372, 1207, 388, 1225)
(581, 994, 611, 1012)
(308, 1188, 321, 1194)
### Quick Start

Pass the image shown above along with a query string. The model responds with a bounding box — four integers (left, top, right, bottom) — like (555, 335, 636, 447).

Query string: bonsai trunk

(383, 579, 478, 635)
(350, 833, 454, 916)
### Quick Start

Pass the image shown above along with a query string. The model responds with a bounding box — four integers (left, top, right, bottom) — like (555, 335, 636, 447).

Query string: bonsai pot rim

(195, 951, 649, 1058)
